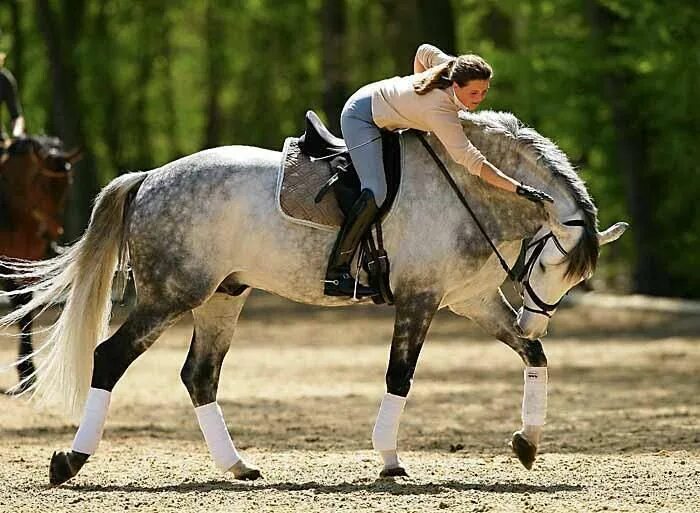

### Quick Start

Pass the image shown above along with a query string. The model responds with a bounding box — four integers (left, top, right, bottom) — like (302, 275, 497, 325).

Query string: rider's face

(453, 79, 490, 111)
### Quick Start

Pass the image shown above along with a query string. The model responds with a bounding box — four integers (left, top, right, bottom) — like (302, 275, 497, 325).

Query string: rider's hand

(516, 183, 554, 204)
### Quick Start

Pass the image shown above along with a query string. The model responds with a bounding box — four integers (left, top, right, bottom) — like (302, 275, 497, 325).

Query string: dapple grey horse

(0, 111, 627, 485)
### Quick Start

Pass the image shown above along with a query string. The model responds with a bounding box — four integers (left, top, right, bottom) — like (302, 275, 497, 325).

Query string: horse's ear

(597, 222, 629, 246)
(66, 148, 83, 164)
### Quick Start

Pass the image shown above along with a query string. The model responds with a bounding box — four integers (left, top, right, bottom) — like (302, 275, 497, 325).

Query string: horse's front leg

(449, 289, 547, 470)
(373, 291, 440, 478)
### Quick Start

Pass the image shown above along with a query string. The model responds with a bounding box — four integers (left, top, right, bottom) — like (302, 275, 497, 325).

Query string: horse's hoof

(379, 466, 409, 478)
(236, 468, 262, 481)
(49, 450, 88, 486)
(229, 459, 262, 481)
(510, 431, 537, 470)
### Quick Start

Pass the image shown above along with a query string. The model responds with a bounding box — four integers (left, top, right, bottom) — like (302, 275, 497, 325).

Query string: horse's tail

(0, 171, 148, 417)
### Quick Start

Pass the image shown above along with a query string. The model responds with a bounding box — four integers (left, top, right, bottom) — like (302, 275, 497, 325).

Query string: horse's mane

(460, 110, 600, 279)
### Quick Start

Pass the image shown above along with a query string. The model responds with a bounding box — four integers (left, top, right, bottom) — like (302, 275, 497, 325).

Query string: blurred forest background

(0, 0, 698, 298)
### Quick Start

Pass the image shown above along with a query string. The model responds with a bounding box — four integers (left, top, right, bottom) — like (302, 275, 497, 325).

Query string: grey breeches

(340, 84, 387, 206)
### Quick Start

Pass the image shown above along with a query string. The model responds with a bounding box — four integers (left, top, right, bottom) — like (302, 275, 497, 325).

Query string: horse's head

(2, 136, 82, 240)
(514, 203, 628, 339)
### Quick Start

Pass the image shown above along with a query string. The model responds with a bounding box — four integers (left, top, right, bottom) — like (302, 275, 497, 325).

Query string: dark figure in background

(1, 50, 26, 231)
(0, 51, 25, 140)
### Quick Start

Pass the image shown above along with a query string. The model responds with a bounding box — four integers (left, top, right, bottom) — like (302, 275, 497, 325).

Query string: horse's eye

(539, 262, 546, 273)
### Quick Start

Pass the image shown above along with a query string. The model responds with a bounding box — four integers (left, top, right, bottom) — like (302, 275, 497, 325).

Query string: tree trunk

(204, 0, 225, 149)
(321, 0, 347, 134)
(160, 16, 181, 157)
(9, 0, 24, 86)
(481, 4, 514, 50)
(584, 0, 664, 295)
(380, 0, 457, 72)
(417, 0, 457, 55)
(35, 0, 99, 240)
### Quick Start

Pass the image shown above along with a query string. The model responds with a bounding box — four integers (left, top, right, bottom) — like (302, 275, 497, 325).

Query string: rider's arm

(427, 109, 519, 193)
(414, 43, 453, 74)
(11, 115, 25, 137)
(0, 69, 23, 132)
(426, 108, 486, 176)
(477, 161, 518, 193)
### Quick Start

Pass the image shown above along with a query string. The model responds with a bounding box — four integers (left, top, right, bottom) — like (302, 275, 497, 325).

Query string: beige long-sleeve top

(371, 44, 487, 176)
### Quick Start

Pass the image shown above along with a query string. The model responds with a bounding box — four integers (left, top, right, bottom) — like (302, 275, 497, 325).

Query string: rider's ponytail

(413, 60, 455, 95)
(413, 54, 493, 95)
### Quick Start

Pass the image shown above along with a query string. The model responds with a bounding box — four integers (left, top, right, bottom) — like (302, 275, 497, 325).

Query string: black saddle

(298, 110, 399, 306)
(298, 110, 401, 220)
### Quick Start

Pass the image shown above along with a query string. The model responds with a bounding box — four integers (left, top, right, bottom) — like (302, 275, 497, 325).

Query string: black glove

(516, 184, 554, 204)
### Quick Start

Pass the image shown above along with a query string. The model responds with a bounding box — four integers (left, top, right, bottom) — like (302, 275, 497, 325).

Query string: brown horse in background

(0, 136, 81, 390)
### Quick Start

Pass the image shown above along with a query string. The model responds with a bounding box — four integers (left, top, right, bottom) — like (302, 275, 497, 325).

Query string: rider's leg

(324, 85, 385, 297)
(341, 84, 388, 206)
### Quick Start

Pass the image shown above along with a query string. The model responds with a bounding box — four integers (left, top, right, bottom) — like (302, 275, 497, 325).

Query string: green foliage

(0, 0, 697, 296)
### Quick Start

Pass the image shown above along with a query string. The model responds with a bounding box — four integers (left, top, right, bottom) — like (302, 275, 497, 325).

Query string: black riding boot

(324, 189, 379, 297)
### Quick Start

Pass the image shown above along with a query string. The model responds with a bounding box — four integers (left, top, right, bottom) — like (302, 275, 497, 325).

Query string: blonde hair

(0, 52, 6, 67)
(413, 54, 493, 95)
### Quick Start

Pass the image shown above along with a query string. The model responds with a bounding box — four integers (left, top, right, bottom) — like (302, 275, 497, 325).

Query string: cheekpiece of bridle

(6, 137, 74, 175)
(414, 131, 585, 318)
(516, 219, 585, 318)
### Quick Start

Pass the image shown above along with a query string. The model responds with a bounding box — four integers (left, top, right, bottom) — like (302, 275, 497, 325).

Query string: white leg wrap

(521, 367, 548, 426)
(372, 393, 406, 452)
(195, 402, 241, 472)
(72, 388, 111, 455)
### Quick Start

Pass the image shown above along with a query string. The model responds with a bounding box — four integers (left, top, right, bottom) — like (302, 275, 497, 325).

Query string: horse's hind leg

(49, 302, 189, 486)
(449, 290, 547, 470)
(180, 291, 261, 480)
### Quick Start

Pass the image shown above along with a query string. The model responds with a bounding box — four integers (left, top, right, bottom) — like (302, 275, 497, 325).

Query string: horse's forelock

(30, 135, 65, 154)
(564, 226, 599, 280)
(460, 110, 601, 280)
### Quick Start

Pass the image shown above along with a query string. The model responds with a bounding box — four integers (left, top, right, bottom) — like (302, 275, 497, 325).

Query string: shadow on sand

(67, 479, 583, 495)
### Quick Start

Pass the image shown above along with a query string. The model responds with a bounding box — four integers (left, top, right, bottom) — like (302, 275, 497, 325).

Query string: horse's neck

(461, 124, 582, 222)
(511, 164, 580, 221)
(420, 135, 546, 243)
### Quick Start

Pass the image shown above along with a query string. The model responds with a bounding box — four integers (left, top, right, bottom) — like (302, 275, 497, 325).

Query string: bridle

(14, 141, 74, 239)
(415, 131, 584, 318)
(516, 220, 585, 317)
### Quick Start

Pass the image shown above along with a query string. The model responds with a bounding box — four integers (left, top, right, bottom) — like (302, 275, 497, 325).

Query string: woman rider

(0, 50, 26, 230)
(324, 43, 553, 298)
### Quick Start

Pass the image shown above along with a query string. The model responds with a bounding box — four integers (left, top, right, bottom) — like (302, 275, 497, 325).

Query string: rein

(414, 131, 585, 317)
(415, 132, 517, 281)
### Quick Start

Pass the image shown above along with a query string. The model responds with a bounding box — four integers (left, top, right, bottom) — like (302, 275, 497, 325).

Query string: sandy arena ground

(0, 292, 698, 512)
